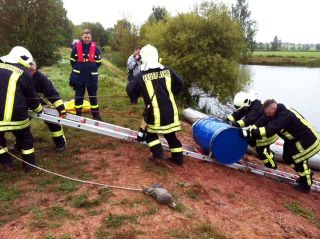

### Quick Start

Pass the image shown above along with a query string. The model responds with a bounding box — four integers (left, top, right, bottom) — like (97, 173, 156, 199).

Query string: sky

(63, 0, 320, 44)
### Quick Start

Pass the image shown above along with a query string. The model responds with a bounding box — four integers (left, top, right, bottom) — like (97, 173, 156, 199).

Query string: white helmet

(0, 46, 34, 68)
(140, 44, 164, 71)
(233, 91, 252, 109)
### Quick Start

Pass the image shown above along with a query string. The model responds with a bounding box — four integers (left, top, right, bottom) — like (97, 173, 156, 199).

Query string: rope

(1, 146, 143, 192)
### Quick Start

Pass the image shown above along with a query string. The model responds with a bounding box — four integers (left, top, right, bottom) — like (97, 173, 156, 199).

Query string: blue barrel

(192, 117, 248, 164)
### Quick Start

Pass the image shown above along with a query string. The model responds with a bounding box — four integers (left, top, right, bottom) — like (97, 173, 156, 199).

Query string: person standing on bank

(126, 47, 141, 104)
(127, 44, 184, 166)
(69, 29, 103, 121)
(245, 99, 320, 192)
(0, 46, 43, 172)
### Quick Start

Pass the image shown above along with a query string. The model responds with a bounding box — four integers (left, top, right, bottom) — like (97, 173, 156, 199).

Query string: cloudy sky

(63, 0, 320, 44)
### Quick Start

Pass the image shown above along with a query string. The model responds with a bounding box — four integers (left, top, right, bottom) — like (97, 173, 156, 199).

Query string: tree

(231, 0, 257, 54)
(316, 44, 320, 51)
(0, 0, 69, 67)
(271, 36, 281, 51)
(140, 1, 249, 103)
(147, 6, 170, 23)
(109, 18, 140, 66)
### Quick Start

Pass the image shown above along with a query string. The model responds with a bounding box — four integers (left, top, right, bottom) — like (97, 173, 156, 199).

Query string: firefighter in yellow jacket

(126, 44, 184, 165)
(245, 99, 320, 192)
(0, 46, 43, 172)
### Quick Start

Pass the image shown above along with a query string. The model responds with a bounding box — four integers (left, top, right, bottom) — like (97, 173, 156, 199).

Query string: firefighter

(226, 91, 278, 169)
(0, 46, 43, 172)
(12, 61, 66, 152)
(244, 99, 320, 192)
(126, 44, 184, 166)
(69, 29, 103, 121)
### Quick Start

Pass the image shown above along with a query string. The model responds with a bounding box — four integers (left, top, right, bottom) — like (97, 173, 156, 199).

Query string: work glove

(136, 128, 147, 142)
(242, 129, 251, 138)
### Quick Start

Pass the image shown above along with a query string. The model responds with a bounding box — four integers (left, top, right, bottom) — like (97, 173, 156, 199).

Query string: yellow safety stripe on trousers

(237, 119, 245, 128)
(51, 129, 64, 138)
(145, 79, 160, 126)
(293, 139, 320, 164)
(303, 161, 312, 186)
(0, 147, 8, 154)
(289, 164, 295, 168)
(91, 72, 98, 75)
(70, 58, 76, 61)
(3, 70, 23, 121)
(165, 74, 179, 127)
(90, 104, 99, 109)
(262, 148, 276, 168)
(227, 115, 235, 122)
(170, 147, 183, 153)
(256, 134, 279, 147)
(22, 148, 35, 155)
(74, 104, 83, 109)
(0, 120, 30, 132)
(95, 60, 102, 63)
(53, 99, 64, 108)
(33, 104, 43, 113)
(148, 139, 161, 148)
(147, 125, 182, 134)
(72, 69, 80, 73)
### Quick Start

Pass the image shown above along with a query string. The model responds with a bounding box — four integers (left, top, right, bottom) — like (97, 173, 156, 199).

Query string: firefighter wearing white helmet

(0, 46, 42, 172)
(127, 44, 184, 165)
(226, 91, 279, 169)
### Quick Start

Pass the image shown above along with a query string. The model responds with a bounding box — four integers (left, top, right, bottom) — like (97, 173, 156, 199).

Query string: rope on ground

(2, 146, 143, 192)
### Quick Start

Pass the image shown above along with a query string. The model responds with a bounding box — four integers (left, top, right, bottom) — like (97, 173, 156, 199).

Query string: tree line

(0, 0, 256, 102)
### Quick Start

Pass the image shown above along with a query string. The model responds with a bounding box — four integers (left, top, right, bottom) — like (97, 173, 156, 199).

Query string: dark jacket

(69, 41, 102, 86)
(252, 104, 319, 147)
(0, 63, 42, 131)
(228, 99, 263, 127)
(33, 71, 65, 113)
(127, 66, 183, 134)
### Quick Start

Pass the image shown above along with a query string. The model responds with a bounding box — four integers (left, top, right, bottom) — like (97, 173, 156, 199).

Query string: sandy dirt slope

(0, 122, 319, 239)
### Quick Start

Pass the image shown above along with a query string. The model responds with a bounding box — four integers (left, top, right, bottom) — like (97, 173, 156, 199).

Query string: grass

(253, 51, 320, 58)
(245, 51, 320, 67)
(285, 201, 320, 229)
(170, 222, 226, 239)
(103, 213, 138, 228)
(0, 184, 21, 201)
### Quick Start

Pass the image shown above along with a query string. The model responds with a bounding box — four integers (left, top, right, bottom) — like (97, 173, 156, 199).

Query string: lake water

(198, 65, 320, 131)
